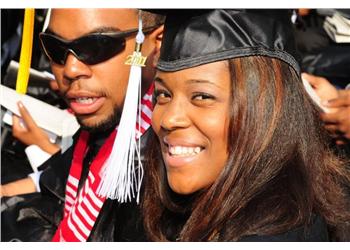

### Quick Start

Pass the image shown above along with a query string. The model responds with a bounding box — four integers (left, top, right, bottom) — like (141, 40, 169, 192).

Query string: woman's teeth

(75, 97, 96, 104)
(169, 145, 202, 157)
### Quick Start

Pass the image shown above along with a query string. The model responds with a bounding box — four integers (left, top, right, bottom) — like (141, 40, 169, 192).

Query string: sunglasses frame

(39, 26, 159, 65)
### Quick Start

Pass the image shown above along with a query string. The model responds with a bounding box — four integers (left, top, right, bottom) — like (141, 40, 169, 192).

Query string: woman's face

(152, 61, 231, 194)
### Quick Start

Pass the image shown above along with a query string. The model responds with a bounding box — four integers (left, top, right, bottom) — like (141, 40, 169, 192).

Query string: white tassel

(97, 11, 146, 203)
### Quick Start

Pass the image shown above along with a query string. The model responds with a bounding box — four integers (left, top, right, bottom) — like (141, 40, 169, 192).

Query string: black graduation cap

(155, 9, 300, 74)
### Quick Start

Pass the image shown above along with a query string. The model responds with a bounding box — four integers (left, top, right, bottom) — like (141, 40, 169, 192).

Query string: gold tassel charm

(125, 44, 147, 67)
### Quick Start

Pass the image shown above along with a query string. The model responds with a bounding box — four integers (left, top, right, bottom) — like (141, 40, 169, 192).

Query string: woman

(142, 10, 350, 241)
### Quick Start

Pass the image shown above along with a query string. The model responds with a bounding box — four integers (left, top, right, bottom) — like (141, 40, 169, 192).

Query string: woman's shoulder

(239, 215, 329, 242)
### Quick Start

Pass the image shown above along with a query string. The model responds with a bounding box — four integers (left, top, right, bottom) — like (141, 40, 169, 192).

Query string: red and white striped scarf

(52, 85, 153, 241)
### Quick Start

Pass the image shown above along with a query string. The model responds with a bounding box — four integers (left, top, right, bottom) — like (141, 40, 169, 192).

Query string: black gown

(1, 129, 147, 242)
(1, 129, 330, 242)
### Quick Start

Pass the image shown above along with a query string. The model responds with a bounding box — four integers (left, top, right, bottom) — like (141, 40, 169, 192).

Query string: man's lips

(68, 96, 106, 115)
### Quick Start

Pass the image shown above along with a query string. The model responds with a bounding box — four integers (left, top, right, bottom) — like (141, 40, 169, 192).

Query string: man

(1, 8, 163, 241)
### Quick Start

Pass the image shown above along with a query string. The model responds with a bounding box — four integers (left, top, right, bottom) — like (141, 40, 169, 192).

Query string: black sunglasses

(39, 26, 157, 65)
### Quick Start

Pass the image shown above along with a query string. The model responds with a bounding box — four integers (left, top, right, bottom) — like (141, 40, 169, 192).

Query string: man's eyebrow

(87, 27, 122, 34)
(45, 26, 122, 38)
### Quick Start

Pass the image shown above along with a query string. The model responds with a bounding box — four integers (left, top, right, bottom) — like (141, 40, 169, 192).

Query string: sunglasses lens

(74, 35, 126, 65)
(40, 33, 127, 65)
(40, 34, 67, 65)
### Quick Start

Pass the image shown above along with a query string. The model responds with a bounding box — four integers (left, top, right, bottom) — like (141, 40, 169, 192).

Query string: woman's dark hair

(142, 56, 350, 241)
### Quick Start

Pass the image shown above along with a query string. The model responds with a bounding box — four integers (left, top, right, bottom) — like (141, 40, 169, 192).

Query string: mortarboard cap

(156, 9, 300, 73)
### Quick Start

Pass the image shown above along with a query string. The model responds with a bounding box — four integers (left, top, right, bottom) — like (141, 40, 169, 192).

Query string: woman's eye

(153, 89, 171, 104)
(192, 93, 215, 101)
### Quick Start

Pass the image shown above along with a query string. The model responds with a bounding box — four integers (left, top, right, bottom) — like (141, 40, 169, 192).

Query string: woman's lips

(163, 142, 205, 168)
(68, 96, 106, 115)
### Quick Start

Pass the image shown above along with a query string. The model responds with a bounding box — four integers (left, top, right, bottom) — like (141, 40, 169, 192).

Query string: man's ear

(150, 25, 163, 68)
(154, 25, 163, 51)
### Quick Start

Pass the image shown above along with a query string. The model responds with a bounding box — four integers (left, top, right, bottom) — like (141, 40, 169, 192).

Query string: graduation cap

(155, 9, 300, 74)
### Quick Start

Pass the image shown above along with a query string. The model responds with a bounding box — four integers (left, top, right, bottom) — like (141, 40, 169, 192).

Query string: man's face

(48, 9, 139, 132)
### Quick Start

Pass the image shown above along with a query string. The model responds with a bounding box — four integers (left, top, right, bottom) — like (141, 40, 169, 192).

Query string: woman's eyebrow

(154, 77, 217, 88)
(154, 76, 166, 85)
(185, 79, 216, 85)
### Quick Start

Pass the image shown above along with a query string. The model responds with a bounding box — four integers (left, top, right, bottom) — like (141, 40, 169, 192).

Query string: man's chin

(79, 122, 116, 133)
(77, 112, 121, 133)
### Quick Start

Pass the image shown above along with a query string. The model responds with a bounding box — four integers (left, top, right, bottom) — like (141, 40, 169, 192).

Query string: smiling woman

(142, 10, 350, 242)
(152, 61, 230, 195)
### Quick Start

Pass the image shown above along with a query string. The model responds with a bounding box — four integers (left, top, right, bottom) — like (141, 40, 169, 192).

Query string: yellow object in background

(16, 8, 35, 94)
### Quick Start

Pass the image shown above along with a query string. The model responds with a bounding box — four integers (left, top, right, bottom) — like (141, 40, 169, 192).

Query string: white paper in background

(323, 12, 350, 43)
(0, 84, 80, 151)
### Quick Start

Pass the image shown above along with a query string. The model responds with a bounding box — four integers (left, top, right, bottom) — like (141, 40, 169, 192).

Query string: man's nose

(62, 53, 92, 82)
